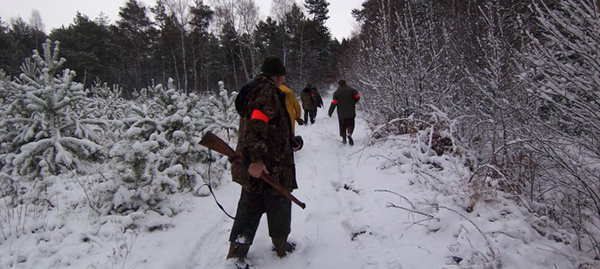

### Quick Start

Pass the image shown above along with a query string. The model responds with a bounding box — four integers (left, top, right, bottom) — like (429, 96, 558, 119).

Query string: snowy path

(178, 92, 445, 269)
(281, 98, 445, 268)
(124, 91, 445, 269)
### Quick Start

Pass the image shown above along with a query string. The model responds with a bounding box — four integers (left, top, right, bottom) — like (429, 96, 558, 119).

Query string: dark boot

(271, 237, 295, 258)
(347, 135, 354, 146)
(226, 242, 251, 261)
(342, 136, 347, 144)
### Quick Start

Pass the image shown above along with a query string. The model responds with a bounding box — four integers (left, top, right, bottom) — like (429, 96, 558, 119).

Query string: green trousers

(229, 189, 292, 244)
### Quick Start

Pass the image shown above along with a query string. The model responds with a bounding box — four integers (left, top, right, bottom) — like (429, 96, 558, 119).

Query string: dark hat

(338, 79, 346, 85)
(261, 56, 286, 76)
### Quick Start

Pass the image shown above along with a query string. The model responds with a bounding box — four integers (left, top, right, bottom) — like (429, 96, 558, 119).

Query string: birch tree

(29, 10, 45, 51)
(164, 0, 192, 92)
(213, 0, 259, 87)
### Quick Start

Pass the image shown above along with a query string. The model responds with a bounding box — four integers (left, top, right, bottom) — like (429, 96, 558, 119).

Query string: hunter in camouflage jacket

(300, 85, 323, 111)
(232, 74, 298, 194)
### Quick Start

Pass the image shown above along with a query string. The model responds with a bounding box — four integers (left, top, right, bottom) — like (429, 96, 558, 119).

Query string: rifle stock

(198, 131, 239, 163)
(199, 131, 306, 209)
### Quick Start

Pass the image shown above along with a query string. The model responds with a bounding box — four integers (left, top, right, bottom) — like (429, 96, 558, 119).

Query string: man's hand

(248, 162, 269, 178)
(328, 113, 332, 117)
(297, 118, 305, 125)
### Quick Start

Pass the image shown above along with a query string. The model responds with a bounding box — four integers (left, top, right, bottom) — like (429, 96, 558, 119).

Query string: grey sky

(0, 0, 362, 40)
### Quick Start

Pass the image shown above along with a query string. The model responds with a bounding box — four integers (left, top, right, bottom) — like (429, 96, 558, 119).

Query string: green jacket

(328, 84, 360, 119)
(232, 75, 297, 194)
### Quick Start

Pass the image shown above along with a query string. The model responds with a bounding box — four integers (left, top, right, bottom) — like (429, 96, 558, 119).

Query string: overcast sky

(0, 0, 362, 41)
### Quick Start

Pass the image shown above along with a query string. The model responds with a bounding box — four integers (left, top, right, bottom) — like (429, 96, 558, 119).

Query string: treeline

(342, 0, 600, 260)
(0, 0, 340, 96)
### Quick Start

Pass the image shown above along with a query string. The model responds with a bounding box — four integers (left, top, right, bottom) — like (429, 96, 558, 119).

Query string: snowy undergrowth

(0, 171, 180, 268)
(368, 128, 592, 268)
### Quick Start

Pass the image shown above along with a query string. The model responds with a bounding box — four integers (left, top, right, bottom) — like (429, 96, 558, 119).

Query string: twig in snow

(467, 164, 507, 183)
(387, 203, 435, 219)
(369, 154, 403, 167)
(375, 189, 416, 209)
(535, 244, 576, 263)
(72, 170, 101, 215)
(433, 204, 500, 265)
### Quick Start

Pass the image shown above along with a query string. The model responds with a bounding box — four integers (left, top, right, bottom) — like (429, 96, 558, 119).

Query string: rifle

(199, 131, 306, 209)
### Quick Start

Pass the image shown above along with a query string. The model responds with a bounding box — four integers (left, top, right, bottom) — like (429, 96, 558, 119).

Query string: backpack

(234, 81, 260, 118)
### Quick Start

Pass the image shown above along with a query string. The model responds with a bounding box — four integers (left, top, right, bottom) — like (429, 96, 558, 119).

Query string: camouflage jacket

(232, 75, 297, 194)
(300, 87, 323, 110)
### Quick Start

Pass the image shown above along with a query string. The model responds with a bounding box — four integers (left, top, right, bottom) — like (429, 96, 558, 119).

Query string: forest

(0, 0, 340, 96)
(1, 0, 599, 266)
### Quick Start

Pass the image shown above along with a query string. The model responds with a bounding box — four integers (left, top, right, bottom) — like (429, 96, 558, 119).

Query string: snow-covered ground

(0, 91, 590, 269)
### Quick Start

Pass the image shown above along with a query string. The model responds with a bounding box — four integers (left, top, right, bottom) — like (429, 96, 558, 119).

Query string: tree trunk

(230, 47, 239, 89)
(238, 43, 250, 82)
(191, 39, 199, 92)
(180, 30, 189, 93)
(171, 48, 181, 89)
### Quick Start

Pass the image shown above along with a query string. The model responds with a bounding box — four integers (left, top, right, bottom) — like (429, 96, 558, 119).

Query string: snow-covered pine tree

(107, 82, 166, 214)
(0, 59, 38, 157)
(188, 81, 239, 194)
(88, 79, 127, 121)
(152, 78, 214, 191)
(0, 70, 9, 108)
(200, 81, 239, 141)
(0, 70, 10, 156)
(105, 78, 236, 214)
(84, 80, 128, 152)
(1, 40, 102, 179)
